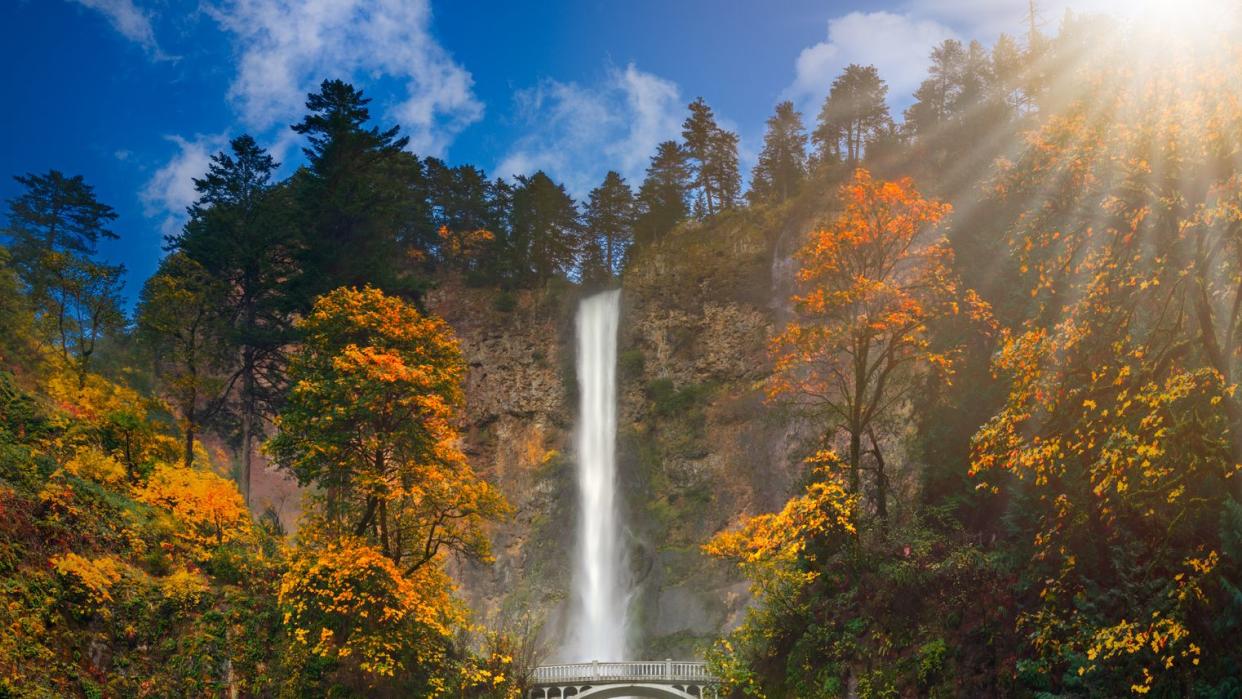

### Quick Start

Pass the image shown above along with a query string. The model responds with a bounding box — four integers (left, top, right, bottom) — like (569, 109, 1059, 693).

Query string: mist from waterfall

(565, 289, 628, 662)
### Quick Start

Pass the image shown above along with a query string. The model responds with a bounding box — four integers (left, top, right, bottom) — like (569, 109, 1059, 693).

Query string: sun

(1123, 0, 1240, 43)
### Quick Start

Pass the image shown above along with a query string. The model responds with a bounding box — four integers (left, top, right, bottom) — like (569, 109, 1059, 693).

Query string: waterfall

(565, 289, 627, 662)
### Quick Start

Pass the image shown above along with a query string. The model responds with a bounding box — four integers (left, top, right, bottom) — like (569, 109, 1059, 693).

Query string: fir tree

(813, 64, 892, 165)
(2, 170, 124, 385)
(170, 134, 297, 502)
(510, 171, 581, 284)
(291, 79, 417, 297)
(634, 141, 691, 246)
(583, 171, 634, 277)
(681, 98, 740, 216)
(748, 101, 808, 204)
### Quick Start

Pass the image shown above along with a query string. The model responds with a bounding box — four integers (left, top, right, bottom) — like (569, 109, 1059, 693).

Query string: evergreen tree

(634, 141, 691, 246)
(510, 171, 581, 284)
(712, 128, 742, 209)
(905, 41, 965, 139)
(991, 33, 1028, 111)
(291, 79, 416, 297)
(813, 64, 893, 164)
(681, 98, 740, 216)
(582, 171, 634, 277)
(682, 98, 719, 214)
(2, 170, 124, 385)
(170, 134, 297, 502)
(748, 101, 808, 204)
(905, 39, 1013, 171)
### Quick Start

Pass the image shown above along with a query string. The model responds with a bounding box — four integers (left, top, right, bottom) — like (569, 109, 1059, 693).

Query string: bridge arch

(528, 661, 719, 699)
(537, 685, 702, 699)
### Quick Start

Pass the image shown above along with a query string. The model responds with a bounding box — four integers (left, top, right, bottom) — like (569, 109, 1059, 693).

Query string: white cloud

(206, 0, 483, 157)
(496, 63, 683, 199)
(784, 11, 957, 115)
(141, 134, 228, 238)
(782, 1, 1162, 118)
(900, 0, 1155, 40)
(70, 0, 171, 59)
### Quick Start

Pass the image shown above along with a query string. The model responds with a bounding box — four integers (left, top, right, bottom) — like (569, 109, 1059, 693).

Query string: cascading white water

(565, 289, 627, 662)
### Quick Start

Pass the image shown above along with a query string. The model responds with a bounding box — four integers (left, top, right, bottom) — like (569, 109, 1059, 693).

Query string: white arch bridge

(529, 661, 722, 699)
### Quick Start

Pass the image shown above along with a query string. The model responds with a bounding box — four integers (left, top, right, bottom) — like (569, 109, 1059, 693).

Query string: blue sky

(0, 0, 1119, 303)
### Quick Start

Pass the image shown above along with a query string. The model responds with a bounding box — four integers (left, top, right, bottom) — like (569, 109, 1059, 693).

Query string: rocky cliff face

(429, 203, 816, 661)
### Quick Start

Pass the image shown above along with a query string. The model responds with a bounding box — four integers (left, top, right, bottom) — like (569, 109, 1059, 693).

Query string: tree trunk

(1223, 397, 1242, 502)
(848, 430, 862, 495)
(869, 430, 888, 538)
(241, 347, 256, 505)
(183, 422, 195, 469)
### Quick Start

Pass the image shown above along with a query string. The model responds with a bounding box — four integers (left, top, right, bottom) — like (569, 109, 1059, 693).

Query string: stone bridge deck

(529, 661, 720, 698)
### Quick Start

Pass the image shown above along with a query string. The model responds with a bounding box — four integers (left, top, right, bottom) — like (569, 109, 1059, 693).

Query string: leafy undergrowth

(0, 370, 287, 697)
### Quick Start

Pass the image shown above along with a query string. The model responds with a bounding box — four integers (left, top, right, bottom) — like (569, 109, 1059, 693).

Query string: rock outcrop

(430, 203, 815, 660)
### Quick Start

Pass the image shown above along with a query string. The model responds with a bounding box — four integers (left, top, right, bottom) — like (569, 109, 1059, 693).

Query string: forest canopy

(2, 3, 1242, 698)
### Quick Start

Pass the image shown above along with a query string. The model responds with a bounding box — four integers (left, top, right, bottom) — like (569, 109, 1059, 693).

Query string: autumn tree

(136, 252, 229, 469)
(770, 169, 987, 525)
(269, 286, 507, 572)
(634, 141, 691, 246)
(748, 101, 808, 204)
(969, 31, 1242, 693)
(704, 456, 857, 695)
(812, 65, 893, 165)
(0, 247, 37, 367)
(279, 539, 462, 690)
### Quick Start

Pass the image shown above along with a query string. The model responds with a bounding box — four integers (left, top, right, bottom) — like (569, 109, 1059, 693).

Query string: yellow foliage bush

(63, 445, 127, 486)
(51, 552, 123, 608)
(44, 369, 146, 424)
(135, 463, 252, 559)
(279, 539, 463, 681)
(160, 566, 210, 608)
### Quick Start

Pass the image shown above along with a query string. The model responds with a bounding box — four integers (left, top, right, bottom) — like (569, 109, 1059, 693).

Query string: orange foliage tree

(136, 462, 254, 560)
(703, 458, 857, 696)
(269, 286, 507, 573)
(971, 37, 1242, 694)
(278, 538, 462, 687)
(770, 168, 989, 523)
(268, 286, 507, 687)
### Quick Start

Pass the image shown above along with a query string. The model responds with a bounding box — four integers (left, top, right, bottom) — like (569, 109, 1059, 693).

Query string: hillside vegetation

(3, 8, 1242, 699)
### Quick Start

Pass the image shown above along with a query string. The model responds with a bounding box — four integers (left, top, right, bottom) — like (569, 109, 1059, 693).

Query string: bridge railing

(530, 660, 715, 685)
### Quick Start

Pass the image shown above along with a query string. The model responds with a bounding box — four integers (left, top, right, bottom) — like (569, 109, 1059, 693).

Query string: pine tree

(681, 98, 740, 216)
(2, 170, 124, 386)
(634, 141, 691, 246)
(904, 39, 1012, 169)
(291, 79, 416, 298)
(170, 134, 297, 502)
(812, 64, 893, 165)
(749, 101, 808, 204)
(510, 171, 581, 284)
(4, 171, 118, 294)
(712, 128, 742, 210)
(682, 98, 719, 215)
(583, 171, 634, 277)
(905, 41, 965, 139)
